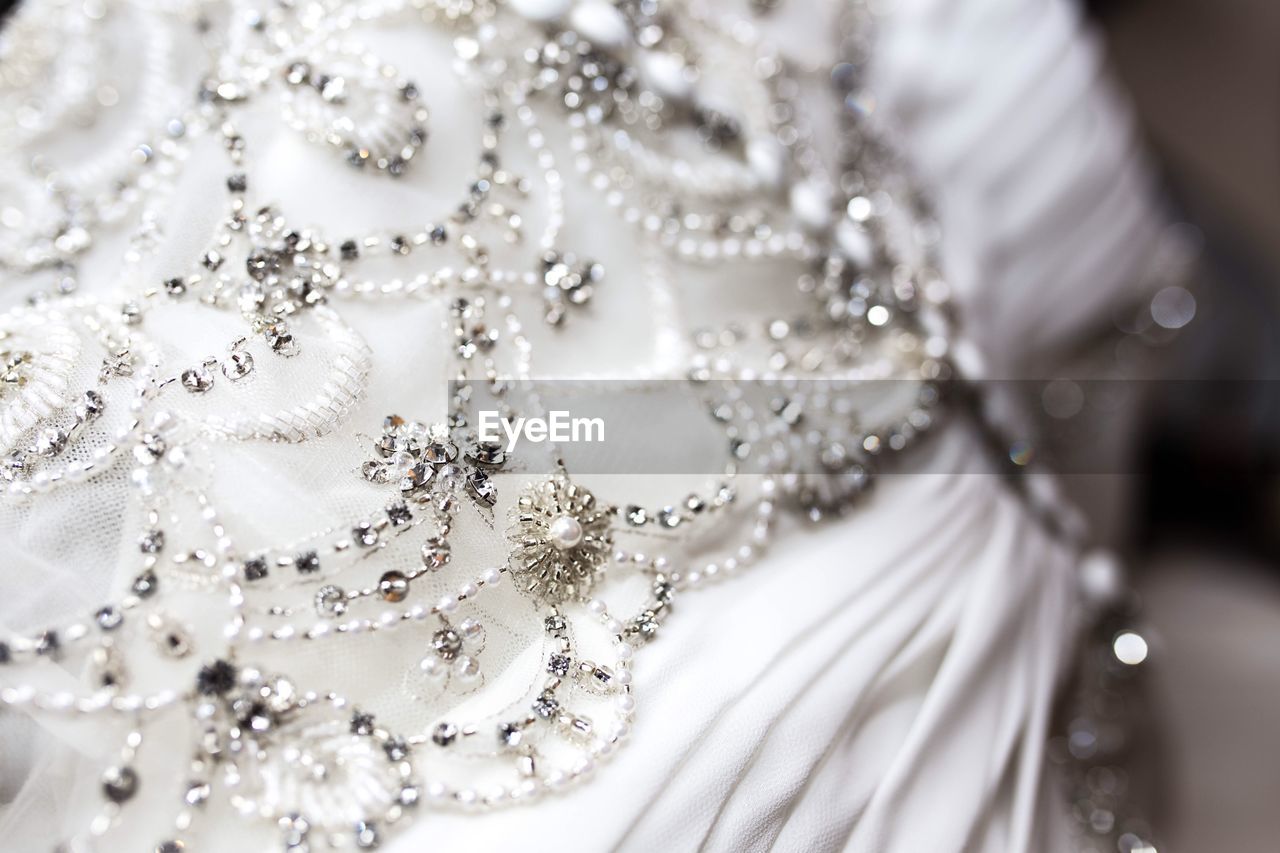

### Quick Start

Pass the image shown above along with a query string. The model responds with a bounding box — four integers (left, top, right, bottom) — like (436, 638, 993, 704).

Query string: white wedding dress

(0, 0, 1174, 850)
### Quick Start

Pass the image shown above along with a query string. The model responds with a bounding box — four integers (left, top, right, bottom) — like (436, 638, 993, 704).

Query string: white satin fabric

(0, 0, 1169, 849)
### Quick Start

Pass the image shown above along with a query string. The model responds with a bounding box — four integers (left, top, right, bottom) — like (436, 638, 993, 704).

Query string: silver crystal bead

(180, 365, 214, 393)
(314, 585, 347, 617)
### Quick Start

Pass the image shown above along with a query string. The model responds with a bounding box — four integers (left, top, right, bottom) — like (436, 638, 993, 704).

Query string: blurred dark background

(1084, 3, 1280, 850)
(1085, 0, 1280, 565)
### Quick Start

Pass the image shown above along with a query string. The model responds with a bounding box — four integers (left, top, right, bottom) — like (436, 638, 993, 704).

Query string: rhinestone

(132, 570, 158, 598)
(378, 571, 409, 602)
(180, 365, 214, 393)
(400, 462, 431, 492)
(295, 551, 320, 574)
(314, 585, 347, 617)
(285, 62, 310, 85)
(532, 692, 559, 719)
(226, 173, 247, 192)
(184, 781, 210, 807)
(375, 431, 401, 458)
(82, 389, 105, 417)
(340, 240, 359, 261)
(154, 621, 192, 658)
(139, 529, 165, 554)
(684, 494, 706, 513)
(432, 628, 462, 661)
(422, 441, 458, 464)
(634, 611, 659, 639)
(266, 323, 298, 356)
(625, 505, 648, 525)
(434, 462, 464, 491)
(350, 711, 375, 736)
(386, 502, 412, 526)
(246, 250, 272, 280)
(264, 676, 297, 714)
(196, 660, 236, 695)
(653, 580, 674, 603)
(243, 557, 268, 581)
(399, 786, 420, 807)
(420, 537, 450, 569)
(35, 630, 58, 657)
(319, 75, 346, 102)
(544, 615, 567, 634)
(164, 277, 186, 295)
(96, 606, 124, 631)
(467, 470, 497, 507)
(354, 820, 380, 849)
(222, 350, 254, 380)
(102, 765, 139, 803)
(548, 654, 571, 677)
(383, 737, 409, 761)
(352, 521, 379, 547)
(465, 439, 505, 466)
(656, 507, 682, 529)
(498, 722, 523, 749)
(33, 427, 67, 457)
(280, 813, 310, 847)
(431, 722, 458, 747)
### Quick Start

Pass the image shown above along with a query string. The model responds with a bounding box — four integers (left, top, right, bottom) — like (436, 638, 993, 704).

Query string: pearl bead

(835, 219, 874, 268)
(951, 337, 988, 381)
(790, 179, 833, 232)
(746, 138, 786, 189)
(1079, 550, 1124, 606)
(638, 51, 693, 102)
(508, 0, 570, 22)
(548, 515, 584, 550)
(569, 0, 631, 50)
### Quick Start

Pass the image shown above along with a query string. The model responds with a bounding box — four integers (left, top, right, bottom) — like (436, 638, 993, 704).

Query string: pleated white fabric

(873, 0, 1165, 372)
(377, 428, 1081, 853)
